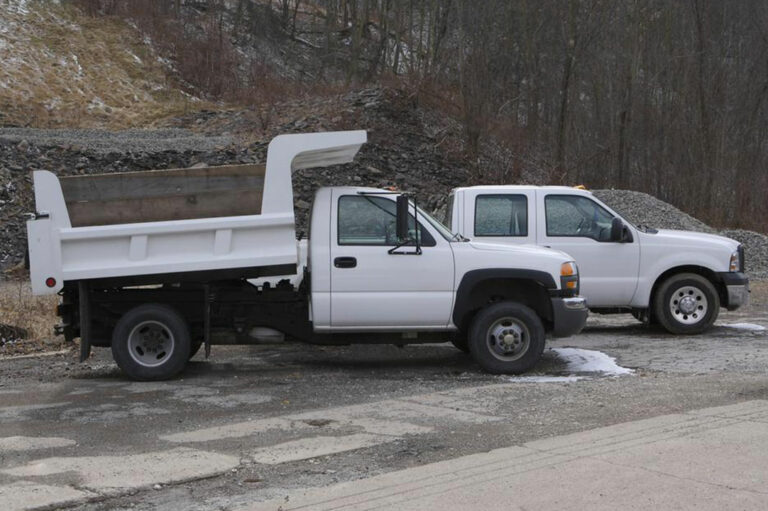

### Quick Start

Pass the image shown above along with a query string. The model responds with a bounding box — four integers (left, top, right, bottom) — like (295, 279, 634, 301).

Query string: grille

(738, 244, 745, 273)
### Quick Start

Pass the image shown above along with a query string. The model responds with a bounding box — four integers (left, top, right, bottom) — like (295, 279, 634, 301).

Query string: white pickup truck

(26, 131, 587, 380)
(443, 186, 750, 334)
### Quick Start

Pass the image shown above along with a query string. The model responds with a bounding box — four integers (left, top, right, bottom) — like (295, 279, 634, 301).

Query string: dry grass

(0, 280, 61, 356)
(0, 1, 212, 129)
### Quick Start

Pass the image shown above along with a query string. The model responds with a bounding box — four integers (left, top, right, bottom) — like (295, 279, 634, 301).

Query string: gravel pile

(720, 230, 768, 280)
(593, 189, 716, 233)
(0, 128, 234, 154)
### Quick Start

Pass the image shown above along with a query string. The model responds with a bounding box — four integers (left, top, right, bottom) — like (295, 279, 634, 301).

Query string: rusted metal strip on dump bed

(60, 164, 266, 227)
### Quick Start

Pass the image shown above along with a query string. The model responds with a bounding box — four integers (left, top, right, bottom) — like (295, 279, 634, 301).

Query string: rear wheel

(468, 302, 545, 374)
(111, 304, 191, 381)
(653, 273, 719, 334)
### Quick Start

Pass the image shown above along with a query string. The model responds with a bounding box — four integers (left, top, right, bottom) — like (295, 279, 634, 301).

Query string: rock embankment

(1, 88, 766, 280)
(0, 89, 468, 272)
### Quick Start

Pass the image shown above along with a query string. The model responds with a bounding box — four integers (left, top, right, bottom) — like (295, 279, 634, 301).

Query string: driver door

(329, 191, 455, 328)
(536, 193, 640, 307)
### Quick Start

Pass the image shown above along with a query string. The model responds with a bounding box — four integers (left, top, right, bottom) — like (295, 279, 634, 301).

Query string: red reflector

(45, 277, 56, 288)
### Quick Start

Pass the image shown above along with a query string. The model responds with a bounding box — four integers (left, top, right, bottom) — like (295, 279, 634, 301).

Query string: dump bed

(27, 131, 367, 295)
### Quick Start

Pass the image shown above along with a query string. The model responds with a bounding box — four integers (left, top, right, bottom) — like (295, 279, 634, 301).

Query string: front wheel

(468, 302, 545, 374)
(111, 304, 191, 381)
(653, 273, 719, 334)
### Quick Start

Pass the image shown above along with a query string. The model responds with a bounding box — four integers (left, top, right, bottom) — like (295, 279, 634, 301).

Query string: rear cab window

(474, 194, 528, 237)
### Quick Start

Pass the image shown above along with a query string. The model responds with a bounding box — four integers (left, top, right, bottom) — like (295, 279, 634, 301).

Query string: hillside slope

(0, 0, 200, 128)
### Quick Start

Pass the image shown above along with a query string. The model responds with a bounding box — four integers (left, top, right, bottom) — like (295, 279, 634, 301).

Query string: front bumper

(551, 296, 589, 337)
(718, 272, 750, 311)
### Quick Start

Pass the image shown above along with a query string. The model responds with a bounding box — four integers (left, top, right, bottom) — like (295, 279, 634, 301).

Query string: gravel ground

(0, 128, 233, 154)
(0, 294, 766, 510)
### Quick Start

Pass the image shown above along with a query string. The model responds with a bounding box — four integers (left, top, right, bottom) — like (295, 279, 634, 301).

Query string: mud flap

(204, 284, 211, 358)
(78, 281, 91, 362)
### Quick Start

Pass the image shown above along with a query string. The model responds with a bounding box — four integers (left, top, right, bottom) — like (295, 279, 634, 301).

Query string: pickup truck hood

(647, 229, 739, 251)
(468, 241, 571, 260)
(450, 241, 572, 289)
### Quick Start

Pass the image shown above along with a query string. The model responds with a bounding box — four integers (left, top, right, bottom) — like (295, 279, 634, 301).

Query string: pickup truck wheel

(653, 273, 719, 334)
(468, 302, 545, 374)
(111, 304, 191, 381)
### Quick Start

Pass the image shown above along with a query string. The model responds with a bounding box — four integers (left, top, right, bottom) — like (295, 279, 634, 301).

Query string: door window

(474, 194, 528, 236)
(545, 195, 614, 241)
(337, 195, 435, 246)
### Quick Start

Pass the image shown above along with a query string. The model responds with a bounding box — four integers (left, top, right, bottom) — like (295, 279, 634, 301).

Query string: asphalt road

(1, 303, 767, 510)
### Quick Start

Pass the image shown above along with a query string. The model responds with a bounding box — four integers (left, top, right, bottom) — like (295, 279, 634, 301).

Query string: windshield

(415, 204, 462, 242)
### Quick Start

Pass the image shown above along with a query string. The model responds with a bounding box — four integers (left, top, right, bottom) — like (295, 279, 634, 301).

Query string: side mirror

(610, 217, 624, 242)
(396, 195, 410, 241)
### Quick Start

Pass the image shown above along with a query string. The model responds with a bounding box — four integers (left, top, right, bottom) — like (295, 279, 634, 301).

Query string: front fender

(632, 253, 725, 307)
(452, 268, 557, 328)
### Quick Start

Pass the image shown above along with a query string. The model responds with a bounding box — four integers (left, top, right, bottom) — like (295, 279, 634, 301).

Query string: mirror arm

(389, 195, 422, 255)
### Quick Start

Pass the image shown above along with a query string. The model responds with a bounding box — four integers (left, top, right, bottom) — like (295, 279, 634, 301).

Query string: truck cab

(26, 132, 588, 381)
(445, 185, 749, 334)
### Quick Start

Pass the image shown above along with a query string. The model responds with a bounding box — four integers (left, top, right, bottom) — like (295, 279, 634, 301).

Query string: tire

(450, 336, 469, 353)
(111, 304, 191, 381)
(468, 302, 546, 374)
(653, 273, 719, 335)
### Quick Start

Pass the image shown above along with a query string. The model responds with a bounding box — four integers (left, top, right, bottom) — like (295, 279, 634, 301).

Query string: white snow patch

(506, 375, 586, 383)
(721, 322, 766, 332)
(552, 348, 634, 376)
(71, 54, 83, 76)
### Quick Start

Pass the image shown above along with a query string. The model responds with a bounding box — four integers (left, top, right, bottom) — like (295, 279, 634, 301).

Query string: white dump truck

(26, 131, 587, 380)
(443, 185, 750, 334)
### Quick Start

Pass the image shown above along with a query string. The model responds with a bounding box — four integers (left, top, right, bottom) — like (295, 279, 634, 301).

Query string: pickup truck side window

(337, 195, 436, 247)
(474, 194, 528, 237)
(545, 195, 614, 241)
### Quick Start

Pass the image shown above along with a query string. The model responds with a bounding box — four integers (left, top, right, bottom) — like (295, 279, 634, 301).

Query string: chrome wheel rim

(127, 321, 175, 368)
(669, 285, 708, 325)
(487, 317, 530, 361)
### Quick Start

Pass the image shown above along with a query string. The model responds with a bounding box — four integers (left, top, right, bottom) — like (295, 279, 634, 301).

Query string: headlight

(729, 250, 740, 272)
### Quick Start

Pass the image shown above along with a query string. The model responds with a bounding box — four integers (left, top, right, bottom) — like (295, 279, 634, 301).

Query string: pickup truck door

(462, 189, 536, 244)
(329, 191, 455, 328)
(536, 192, 640, 307)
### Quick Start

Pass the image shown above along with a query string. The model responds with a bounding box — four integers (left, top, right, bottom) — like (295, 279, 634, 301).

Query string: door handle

(334, 257, 357, 268)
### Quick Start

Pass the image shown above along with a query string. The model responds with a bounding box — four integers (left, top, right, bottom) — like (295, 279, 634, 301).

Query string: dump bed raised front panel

(60, 164, 266, 227)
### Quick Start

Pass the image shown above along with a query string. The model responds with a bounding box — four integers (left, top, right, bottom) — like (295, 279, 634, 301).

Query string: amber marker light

(560, 262, 577, 277)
